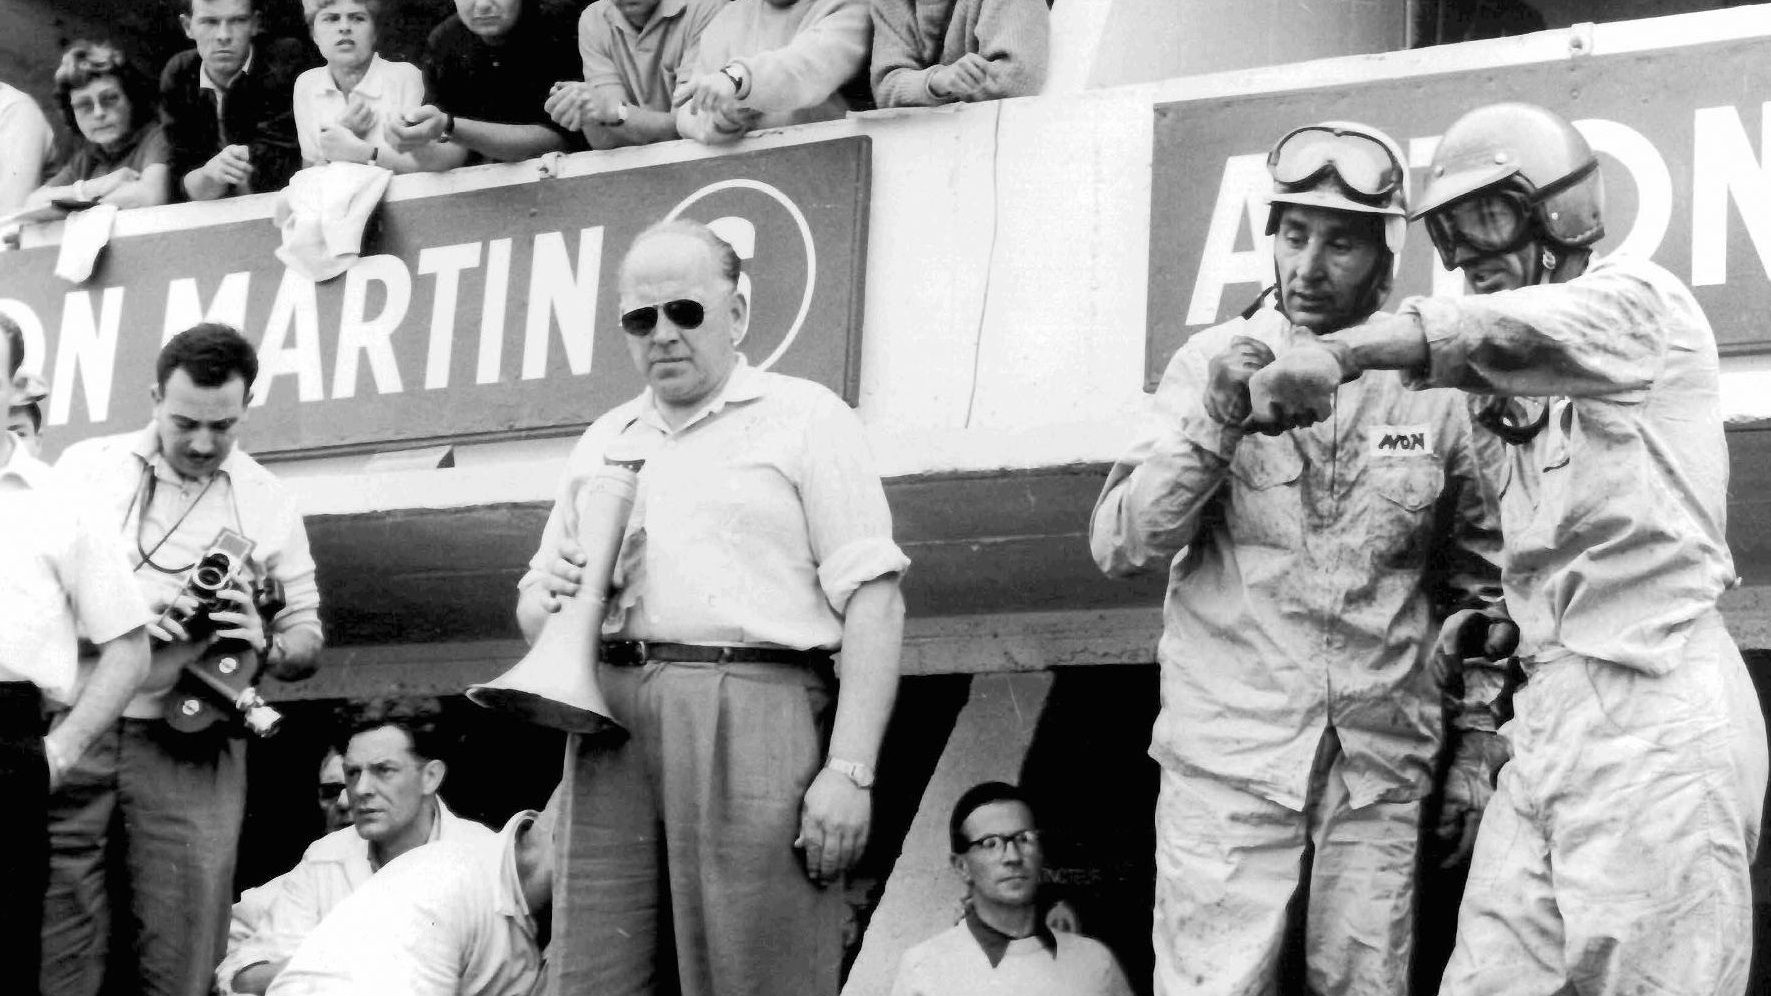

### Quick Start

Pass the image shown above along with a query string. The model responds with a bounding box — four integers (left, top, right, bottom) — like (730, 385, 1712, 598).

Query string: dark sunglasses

(620, 299, 706, 337)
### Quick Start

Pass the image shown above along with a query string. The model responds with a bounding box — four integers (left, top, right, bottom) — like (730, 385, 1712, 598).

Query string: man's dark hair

(1, 314, 22, 378)
(181, 0, 262, 16)
(338, 697, 450, 764)
(157, 323, 259, 392)
(949, 781, 1034, 854)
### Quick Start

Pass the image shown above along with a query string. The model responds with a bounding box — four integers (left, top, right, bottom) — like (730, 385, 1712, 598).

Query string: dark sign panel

(0, 138, 870, 457)
(1148, 37, 1771, 386)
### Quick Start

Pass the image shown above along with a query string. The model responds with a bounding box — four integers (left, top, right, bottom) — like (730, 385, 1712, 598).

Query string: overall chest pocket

(1367, 460, 1447, 563)
(1227, 435, 1305, 549)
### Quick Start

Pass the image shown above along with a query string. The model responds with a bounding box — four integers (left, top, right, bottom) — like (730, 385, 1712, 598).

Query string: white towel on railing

(54, 203, 119, 283)
(273, 162, 392, 282)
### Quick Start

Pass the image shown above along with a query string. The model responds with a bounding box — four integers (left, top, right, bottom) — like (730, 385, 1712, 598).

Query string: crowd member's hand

(929, 52, 995, 101)
(1203, 335, 1276, 426)
(147, 591, 202, 644)
(1243, 340, 1345, 434)
(672, 71, 740, 121)
(317, 124, 374, 164)
(1434, 607, 1520, 666)
(543, 82, 588, 132)
(207, 585, 268, 654)
(795, 767, 871, 886)
(338, 92, 376, 138)
(1044, 899, 1080, 935)
(530, 538, 587, 614)
(1435, 729, 1509, 868)
(41, 736, 70, 792)
(386, 105, 448, 151)
(85, 167, 141, 200)
(198, 145, 254, 188)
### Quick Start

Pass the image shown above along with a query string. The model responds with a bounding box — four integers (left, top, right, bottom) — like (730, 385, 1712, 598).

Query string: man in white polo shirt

(0, 315, 152, 996)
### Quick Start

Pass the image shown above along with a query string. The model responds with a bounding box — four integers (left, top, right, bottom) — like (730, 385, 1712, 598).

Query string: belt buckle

(717, 646, 735, 664)
(633, 640, 650, 664)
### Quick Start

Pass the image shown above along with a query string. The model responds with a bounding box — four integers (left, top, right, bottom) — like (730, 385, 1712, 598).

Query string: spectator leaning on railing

(161, 0, 309, 200)
(0, 80, 54, 214)
(673, 0, 870, 145)
(544, 0, 726, 150)
(293, 0, 425, 171)
(28, 42, 173, 218)
(387, 0, 581, 169)
(869, 0, 1049, 108)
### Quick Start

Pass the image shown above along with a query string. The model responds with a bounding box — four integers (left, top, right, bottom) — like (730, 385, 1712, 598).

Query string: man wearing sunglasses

(44, 323, 324, 996)
(1247, 101, 1765, 996)
(890, 782, 1132, 996)
(1092, 121, 1502, 996)
(518, 219, 908, 994)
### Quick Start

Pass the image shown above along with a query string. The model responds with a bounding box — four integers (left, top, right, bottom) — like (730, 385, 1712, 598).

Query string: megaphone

(468, 462, 640, 742)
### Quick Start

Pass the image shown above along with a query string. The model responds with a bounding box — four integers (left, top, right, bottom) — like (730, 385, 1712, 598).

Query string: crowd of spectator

(0, 0, 1053, 221)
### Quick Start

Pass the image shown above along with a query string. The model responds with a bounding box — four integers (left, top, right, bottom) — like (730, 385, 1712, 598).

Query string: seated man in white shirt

(218, 700, 492, 995)
(267, 798, 556, 996)
(891, 782, 1133, 996)
(222, 749, 352, 964)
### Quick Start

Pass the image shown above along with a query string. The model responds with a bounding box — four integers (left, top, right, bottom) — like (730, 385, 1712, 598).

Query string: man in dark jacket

(161, 0, 309, 200)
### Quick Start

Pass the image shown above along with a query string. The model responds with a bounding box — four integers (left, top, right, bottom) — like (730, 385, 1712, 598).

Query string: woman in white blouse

(292, 0, 424, 171)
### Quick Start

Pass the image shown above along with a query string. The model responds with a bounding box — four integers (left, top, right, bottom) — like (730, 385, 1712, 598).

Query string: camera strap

(128, 461, 223, 575)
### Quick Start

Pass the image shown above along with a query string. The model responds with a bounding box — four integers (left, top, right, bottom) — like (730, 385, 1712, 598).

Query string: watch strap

(826, 757, 875, 789)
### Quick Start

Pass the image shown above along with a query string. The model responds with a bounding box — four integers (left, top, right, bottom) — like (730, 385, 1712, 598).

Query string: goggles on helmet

(1423, 187, 1536, 267)
(1268, 125, 1405, 205)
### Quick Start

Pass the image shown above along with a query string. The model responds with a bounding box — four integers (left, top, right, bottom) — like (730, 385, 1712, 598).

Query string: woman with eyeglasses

(26, 41, 172, 216)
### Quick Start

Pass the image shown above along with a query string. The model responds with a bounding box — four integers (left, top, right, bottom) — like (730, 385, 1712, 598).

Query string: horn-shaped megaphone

(467, 462, 640, 742)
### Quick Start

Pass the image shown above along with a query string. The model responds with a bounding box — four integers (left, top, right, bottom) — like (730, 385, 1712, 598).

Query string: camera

(161, 528, 286, 738)
(158, 528, 258, 645)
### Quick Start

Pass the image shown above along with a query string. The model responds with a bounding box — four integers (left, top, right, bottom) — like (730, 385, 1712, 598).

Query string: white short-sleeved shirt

(520, 358, 910, 650)
(0, 438, 151, 703)
(292, 55, 424, 167)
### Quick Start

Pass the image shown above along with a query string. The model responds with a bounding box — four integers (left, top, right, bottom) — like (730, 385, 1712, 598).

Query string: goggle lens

(620, 299, 707, 336)
(1270, 128, 1402, 199)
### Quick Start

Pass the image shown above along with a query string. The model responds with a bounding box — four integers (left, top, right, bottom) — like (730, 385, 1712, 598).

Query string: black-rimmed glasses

(963, 829, 1041, 857)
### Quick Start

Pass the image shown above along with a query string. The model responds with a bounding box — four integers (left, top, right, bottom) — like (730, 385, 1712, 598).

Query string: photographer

(45, 323, 323, 996)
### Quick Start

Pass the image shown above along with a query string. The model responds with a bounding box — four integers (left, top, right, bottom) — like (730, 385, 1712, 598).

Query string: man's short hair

(338, 697, 451, 763)
(0, 314, 22, 378)
(300, 0, 385, 30)
(157, 323, 259, 392)
(949, 781, 1033, 854)
(627, 219, 742, 287)
(181, 0, 262, 16)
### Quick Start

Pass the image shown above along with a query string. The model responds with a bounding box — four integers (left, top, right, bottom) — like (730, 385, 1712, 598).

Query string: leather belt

(601, 641, 834, 669)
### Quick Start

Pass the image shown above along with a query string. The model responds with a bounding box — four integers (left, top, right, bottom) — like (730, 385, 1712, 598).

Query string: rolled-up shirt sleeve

(1399, 256, 1675, 401)
(796, 394, 908, 614)
(267, 506, 322, 639)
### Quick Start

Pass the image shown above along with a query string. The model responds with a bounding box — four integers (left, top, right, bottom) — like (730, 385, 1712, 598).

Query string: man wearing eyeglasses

(518, 218, 908, 994)
(1249, 101, 1766, 996)
(891, 782, 1132, 996)
(43, 323, 324, 996)
(1091, 121, 1502, 996)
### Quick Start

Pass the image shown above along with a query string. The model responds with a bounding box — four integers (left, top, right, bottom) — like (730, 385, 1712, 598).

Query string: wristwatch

(437, 112, 456, 144)
(610, 101, 629, 127)
(825, 757, 875, 790)
(720, 63, 746, 97)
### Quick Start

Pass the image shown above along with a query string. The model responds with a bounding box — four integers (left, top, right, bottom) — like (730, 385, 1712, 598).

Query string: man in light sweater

(671, 0, 869, 143)
(869, 0, 1048, 108)
(891, 782, 1133, 996)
